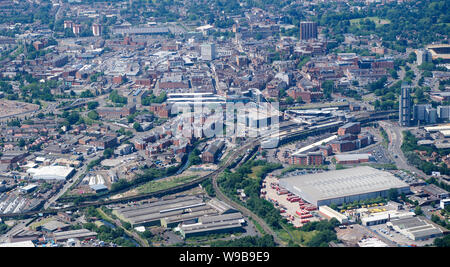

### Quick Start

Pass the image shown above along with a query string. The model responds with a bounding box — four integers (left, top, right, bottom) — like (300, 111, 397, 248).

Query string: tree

(285, 96, 294, 104)
(87, 110, 99, 120)
(103, 148, 114, 159)
(18, 138, 26, 147)
(321, 80, 334, 99)
(388, 188, 399, 201)
(87, 101, 99, 110)
(414, 206, 423, 215)
(80, 90, 94, 98)
(133, 122, 142, 132)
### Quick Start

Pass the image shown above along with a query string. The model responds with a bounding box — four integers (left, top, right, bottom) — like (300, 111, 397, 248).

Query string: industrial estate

(0, 0, 449, 249)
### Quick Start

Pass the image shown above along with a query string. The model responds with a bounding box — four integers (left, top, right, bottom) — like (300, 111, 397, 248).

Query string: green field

(276, 228, 318, 246)
(137, 175, 199, 194)
(350, 17, 391, 28)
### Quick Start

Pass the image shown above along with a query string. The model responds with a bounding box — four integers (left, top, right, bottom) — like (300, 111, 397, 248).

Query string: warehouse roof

(279, 166, 409, 202)
(334, 154, 372, 161)
(27, 166, 75, 180)
(0, 240, 35, 247)
(53, 229, 97, 241)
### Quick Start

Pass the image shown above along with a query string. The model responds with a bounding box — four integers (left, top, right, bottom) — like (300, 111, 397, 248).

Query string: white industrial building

(278, 166, 410, 206)
(319, 205, 349, 224)
(27, 166, 75, 181)
(387, 217, 444, 241)
(361, 210, 416, 226)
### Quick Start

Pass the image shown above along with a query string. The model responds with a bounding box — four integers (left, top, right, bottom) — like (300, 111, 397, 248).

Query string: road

(378, 121, 427, 179)
(43, 153, 101, 209)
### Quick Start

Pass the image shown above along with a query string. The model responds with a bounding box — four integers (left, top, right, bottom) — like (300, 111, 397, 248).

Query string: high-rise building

(64, 20, 73, 29)
(399, 83, 412, 126)
(414, 104, 437, 124)
(299, 21, 318, 41)
(201, 43, 216, 61)
(72, 24, 82, 35)
(437, 106, 450, 121)
(92, 23, 102, 36)
(416, 48, 432, 66)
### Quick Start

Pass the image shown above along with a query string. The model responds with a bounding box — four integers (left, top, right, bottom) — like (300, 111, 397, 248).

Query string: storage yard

(262, 175, 320, 227)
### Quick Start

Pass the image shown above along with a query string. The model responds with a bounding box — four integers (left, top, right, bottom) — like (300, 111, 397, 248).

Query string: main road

(378, 121, 427, 179)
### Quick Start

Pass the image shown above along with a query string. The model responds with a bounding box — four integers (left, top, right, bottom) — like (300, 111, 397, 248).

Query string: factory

(278, 166, 410, 207)
(113, 195, 241, 228)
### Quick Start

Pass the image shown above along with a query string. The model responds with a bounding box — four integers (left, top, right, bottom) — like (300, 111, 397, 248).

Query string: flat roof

(0, 240, 35, 247)
(27, 166, 75, 180)
(279, 166, 410, 203)
(335, 154, 371, 161)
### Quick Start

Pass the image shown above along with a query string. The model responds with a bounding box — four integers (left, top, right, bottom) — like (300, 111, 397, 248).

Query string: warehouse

(27, 166, 75, 181)
(52, 229, 98, 242)
(178, 213, 245, 239)
(386, 217, 444, 241)
(361, 210, 416, 226)
(113, 196, 236, 228)
(278, 166, 410, 206)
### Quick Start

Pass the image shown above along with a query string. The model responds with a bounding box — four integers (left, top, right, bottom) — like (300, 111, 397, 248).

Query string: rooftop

(279, 166, 410, 202)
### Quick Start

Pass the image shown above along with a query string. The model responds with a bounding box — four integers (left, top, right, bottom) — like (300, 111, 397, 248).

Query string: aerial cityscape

(0, 0, 449, 250)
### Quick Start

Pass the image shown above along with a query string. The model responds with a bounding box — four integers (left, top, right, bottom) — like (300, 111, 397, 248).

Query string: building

(52, 229, 97, 242)
(289, 152, 324, 166)
(113, 195, 215, 227)
(437, 106, 450, 121)
(413, 104, 437, 125)
(361, 210, 416, 226)
(299, 21, 318, 41)
(319, 205, 349, 224)
(72, 24, 82, 35)
(338, 122, 361, 136)
(278, 166, 410, 207)
(202, 140, 225, 163)
(422, 184, 450, 199)
(20, 184, 38, 194)
(0, 240, 35, 247)
(416, 49, 432, 66)
(179, 213, 245, 238)
(399, 83, 412, 126)
(26, 166, 75, 181)
(201, 43, 216, 61)
(334, 153, 372, 164)
(92, 23, 102, 36)
(387, 217, 444, 241)
(440, 199, 450, 210)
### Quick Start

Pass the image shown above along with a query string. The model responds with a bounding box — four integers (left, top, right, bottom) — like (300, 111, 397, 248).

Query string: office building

(399, 83, 412, 126)
(300, 21, 318, 41)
